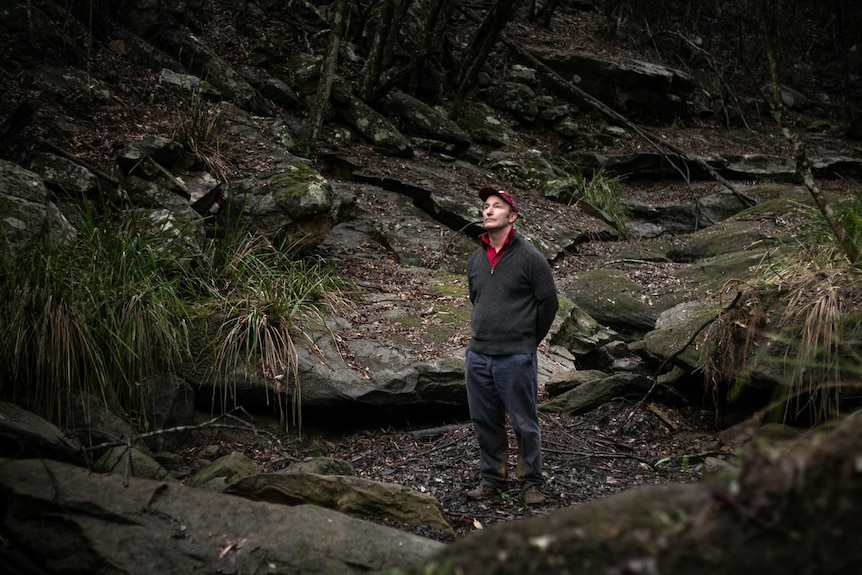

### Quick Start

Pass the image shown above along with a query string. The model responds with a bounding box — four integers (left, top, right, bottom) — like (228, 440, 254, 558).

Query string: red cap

(478, 187, 519, 213)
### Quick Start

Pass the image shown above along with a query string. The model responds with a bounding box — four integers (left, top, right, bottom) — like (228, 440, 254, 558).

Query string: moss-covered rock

(224, 160, 335, 252)
(268, 162, 332, 218)
(565, 268, 658, 338)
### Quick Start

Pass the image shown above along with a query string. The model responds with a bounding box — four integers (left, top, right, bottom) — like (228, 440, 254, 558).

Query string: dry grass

(202, 232, 353, 432)
(702, 245, 862, 424)
(0, 213, 351, 432)
(701, 284, 768, 410)
(0, 217, 194, 428)
(778, 262, 860, 422)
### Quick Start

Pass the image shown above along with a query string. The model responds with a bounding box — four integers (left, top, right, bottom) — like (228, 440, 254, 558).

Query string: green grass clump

(569, 166, 629, 237)
(172, 90, 233, 182)
(201, 231, 352, 430)
(0, 211, 193, 428)
(0, 208, 350, 432)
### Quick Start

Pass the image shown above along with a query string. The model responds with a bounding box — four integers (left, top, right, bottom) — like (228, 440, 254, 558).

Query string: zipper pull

(490, 266, 495, 275)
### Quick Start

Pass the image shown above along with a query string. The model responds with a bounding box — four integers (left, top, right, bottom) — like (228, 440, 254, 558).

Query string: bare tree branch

(82, 409, 287, 455)
(306, 0, 348, 153)
(759, 1, 862, 268)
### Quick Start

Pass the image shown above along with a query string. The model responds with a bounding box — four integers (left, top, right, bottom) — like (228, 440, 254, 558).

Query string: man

(465, 186, 559, 506)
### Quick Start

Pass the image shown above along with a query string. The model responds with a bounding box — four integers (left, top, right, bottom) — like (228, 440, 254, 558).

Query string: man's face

(483, 194, 517, 231)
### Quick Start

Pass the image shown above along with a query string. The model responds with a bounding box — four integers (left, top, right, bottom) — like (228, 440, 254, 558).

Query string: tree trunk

(448, 0, 522, 121)
(305, 0, 348, 153)
(408, 0, 454, 96)
(760, 1, 862, 267)
(359, 0, 411, 102)
(833, 0, 857, 129)
(359, 0, 395, 101)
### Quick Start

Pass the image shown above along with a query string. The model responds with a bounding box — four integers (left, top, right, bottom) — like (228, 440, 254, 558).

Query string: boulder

(0, 458, 443, 574)
(530, 48, 696, 122)
(0, 159, 76, 250)
(187, 452, 261, 490)
(152, 24, 268, 114)
(539, 372, 652, 414)
(94, 444, 178, 482)
(382, 90, 471, 150)
(28, 152, 101, 197)
(564, 268, 658, 338)
(624, 188, 753, 236)
(0, 401, 83, 464)
(116, 135, 185, 177)
(226, 472, 455, 537)
(459, 100, 524, 147)
(544, 369, 609, 397)
(640, 299, 719, 371)
(548, 297, 619, 357)
(482, 81, 540, 123)
(330, 78, 413, 157)
(221, 162, 335, 252)
(29, 64, 113, 102)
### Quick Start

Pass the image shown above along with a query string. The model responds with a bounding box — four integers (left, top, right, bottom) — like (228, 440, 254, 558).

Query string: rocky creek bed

(178, 395, 731, 541)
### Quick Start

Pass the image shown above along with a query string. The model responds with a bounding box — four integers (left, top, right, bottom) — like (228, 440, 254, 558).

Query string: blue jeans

(465, 349, 543, 488)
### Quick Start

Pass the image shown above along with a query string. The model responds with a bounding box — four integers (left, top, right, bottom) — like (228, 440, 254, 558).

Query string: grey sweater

(467, 234, 559, 355)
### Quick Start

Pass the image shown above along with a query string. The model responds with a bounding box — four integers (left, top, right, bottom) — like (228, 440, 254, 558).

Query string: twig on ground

(82, 408, 287, 458)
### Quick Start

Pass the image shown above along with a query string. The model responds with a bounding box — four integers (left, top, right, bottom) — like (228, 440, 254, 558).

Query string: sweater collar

(481, 227, 516, 268)
(480, 226, 516, 251)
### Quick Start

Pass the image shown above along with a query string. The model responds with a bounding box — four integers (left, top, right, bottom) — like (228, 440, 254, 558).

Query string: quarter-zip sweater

(483, 227, 514, 272)
(467, 233, 559, 355)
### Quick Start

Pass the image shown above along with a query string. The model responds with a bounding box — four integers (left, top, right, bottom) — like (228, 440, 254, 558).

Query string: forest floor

(181, 368, 739, 541)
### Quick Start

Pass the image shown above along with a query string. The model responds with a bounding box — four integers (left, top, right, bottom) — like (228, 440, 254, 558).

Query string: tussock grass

(0, 212, 193, 427)
(770, 197, 862, 421)
(0, 210, 350, 432)
(568, 166, 630, 238)
(172, 91, 234, 182)
(701, 236, 862, 424)
(776, 256, 860, 423)
(202, 232, 352, 430)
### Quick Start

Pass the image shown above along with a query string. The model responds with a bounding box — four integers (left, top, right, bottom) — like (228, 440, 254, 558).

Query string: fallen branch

(541, 444, 654, 466)
(41, 141, 120, 188)
(498, 33, 758, 210)
(81, 408, 293, 486)
(409, 423, 470, 439)
(648, 403, 680, 431)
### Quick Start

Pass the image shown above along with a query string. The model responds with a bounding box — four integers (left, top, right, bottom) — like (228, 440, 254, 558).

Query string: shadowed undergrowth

(0, 207, 350, 431)
(701, 198, 862, 424)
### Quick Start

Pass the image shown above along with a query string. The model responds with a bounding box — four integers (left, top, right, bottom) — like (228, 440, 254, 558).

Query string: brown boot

(466, 484, 500, 501)
(522, 485, 546, 506)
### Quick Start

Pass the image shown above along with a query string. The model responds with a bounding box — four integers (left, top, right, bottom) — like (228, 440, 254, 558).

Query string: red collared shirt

(481, 227, 516, 272)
